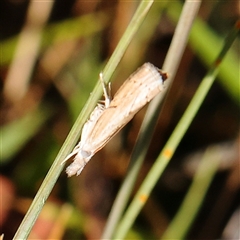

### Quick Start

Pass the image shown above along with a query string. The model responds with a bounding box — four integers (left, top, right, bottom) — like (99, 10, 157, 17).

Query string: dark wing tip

(158, 70, 168, 82)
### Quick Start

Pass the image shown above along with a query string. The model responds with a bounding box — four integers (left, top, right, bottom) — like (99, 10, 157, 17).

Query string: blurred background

(0, 0, 239, 239)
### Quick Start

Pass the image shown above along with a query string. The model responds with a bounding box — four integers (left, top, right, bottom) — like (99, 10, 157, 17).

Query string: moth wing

(82, 63, 163, 154)
(80, 104, 105, 144)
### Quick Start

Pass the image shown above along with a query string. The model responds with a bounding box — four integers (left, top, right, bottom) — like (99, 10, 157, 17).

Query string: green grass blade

(167, 1, 240, 104)
(105, 0, 202, 239)
(0, 106, 52, 162)
(0, 12, 108, 66)
(113, 20, 240, 239)
(13, 1, 154, 239)
(160, 146, 220, 239)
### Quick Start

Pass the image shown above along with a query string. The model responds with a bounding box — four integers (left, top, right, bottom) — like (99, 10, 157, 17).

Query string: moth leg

(61, 143, 81, 164)
(99, 72, 111, 108)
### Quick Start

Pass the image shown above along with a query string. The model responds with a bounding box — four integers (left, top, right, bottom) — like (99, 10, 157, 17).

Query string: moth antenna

(99, 72, 111, 108)
(108, 82, 112, 99)
(61, 144, 80, 165)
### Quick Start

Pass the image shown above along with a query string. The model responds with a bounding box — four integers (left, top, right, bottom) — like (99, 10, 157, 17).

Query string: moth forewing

(81, 63, 165, 154)
(65, 62, 167, 177)
(111, 62, 164, 103)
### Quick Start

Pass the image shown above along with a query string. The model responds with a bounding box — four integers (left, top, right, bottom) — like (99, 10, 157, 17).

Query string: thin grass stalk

(160, 146, 221, 239)
(102, 1, 202, 239)
(3, 0, 54, 102)
(13, 1, 154, 239)
(113, 21, 240, 239)
(101, 0, 154, 81)
(165, 1, 239, 104)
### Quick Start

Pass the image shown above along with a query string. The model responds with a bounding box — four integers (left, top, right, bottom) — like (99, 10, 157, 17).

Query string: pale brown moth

(63, 62, 168, 177)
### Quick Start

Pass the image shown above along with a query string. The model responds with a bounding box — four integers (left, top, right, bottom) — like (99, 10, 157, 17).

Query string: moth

(63, 62, 168, 177)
